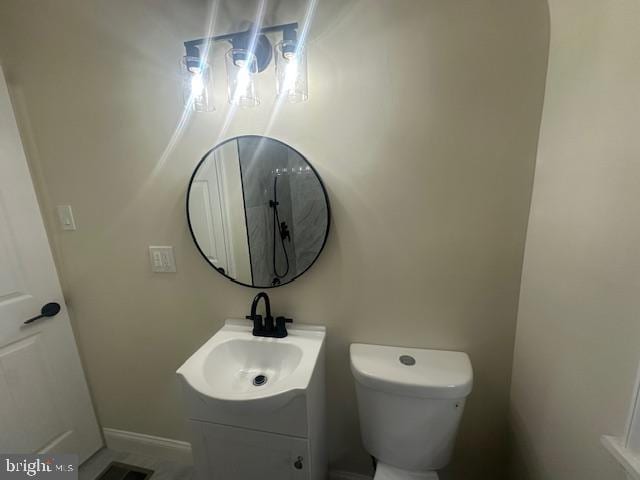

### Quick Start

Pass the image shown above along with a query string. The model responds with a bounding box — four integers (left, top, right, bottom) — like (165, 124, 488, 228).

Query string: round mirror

(187, 136, 330, 288)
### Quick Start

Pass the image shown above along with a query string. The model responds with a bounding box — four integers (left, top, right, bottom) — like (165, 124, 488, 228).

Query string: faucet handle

(274, 316, 292, 338)
(246, 314, 263, 334)
(275, 316, 293, 326)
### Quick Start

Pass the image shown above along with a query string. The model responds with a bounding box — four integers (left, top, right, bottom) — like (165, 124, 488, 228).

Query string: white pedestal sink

(177, 319, 326, 480)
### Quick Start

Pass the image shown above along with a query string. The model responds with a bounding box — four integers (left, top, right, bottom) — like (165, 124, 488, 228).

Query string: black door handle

(24, 302, 61, 325)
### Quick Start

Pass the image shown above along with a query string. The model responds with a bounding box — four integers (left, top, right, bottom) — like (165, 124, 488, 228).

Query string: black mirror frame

(186, 135, 331, 289)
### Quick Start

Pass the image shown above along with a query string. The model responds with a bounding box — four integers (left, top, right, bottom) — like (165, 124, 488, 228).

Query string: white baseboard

(102, 427, 371, 479)
(602, 435, 640, 480)
(102, 428, 193, 465)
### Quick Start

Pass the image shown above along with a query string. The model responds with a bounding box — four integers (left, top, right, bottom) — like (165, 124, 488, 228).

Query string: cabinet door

(190, 421, 309, 480)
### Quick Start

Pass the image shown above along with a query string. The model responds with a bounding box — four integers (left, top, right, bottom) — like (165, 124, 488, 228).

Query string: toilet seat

(373, 462, 439, 480)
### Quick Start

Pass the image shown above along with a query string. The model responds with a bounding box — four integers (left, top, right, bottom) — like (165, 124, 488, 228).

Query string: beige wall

(0, 0, 549, 477)
(510, 0, 640, 479)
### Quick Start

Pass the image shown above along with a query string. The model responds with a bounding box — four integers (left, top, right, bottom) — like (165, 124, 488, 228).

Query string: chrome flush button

(399, 355, 416, 366)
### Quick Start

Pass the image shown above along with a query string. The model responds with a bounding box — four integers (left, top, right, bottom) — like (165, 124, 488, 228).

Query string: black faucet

(246, 292, 293, 338)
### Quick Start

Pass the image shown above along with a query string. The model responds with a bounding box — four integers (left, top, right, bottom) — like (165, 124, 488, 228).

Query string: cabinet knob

(294, 456, 303, 470)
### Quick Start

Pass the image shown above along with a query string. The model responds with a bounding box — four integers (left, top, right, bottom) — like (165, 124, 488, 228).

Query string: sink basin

(177, 319, 326, 416)
(203, 338, 303, 395)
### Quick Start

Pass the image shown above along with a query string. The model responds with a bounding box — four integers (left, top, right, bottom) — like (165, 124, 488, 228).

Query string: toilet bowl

(350, 343, 473, 480)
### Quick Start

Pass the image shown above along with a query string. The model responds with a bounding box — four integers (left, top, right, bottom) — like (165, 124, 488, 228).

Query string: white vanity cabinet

(177, 320, 327, 480)
(189, 422, 310, 480)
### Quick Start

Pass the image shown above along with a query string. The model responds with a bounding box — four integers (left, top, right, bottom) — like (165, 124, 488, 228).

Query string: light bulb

(225, 49, 259, 107)
(181, 56, 214, 112)
(282, 59, 299, 92)
(190, 71, 204, 96)
(275, 41, 308, 103)
(234, 68, 252, 103)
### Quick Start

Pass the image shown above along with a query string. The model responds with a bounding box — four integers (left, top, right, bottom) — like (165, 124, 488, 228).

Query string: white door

(189, 154, 231, 275)
(190, 179, 230, 273)
(0, 68, 102, 462)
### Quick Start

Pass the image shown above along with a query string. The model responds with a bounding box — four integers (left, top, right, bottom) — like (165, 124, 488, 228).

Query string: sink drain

(253, 374, 268, 386)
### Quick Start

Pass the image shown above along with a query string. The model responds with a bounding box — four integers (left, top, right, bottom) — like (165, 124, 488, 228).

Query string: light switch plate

(149, 246, 176, 273)
(57, 205, 76, 230)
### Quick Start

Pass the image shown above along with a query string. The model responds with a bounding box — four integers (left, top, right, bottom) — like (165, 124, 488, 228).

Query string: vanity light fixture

(182, 22, 308, 109)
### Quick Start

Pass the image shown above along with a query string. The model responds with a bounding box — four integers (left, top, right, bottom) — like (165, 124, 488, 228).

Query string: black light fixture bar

(184, 22, 299, 55)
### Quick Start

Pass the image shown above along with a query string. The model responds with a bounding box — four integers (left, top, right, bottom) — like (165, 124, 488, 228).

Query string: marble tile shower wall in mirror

(187, 136, 330, 288)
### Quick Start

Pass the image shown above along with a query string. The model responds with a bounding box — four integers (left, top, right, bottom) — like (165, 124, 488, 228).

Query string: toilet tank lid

(350, 343, 473, 399)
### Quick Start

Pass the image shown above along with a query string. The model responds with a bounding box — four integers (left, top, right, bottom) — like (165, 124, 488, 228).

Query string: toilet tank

(350, 344, 473, 472)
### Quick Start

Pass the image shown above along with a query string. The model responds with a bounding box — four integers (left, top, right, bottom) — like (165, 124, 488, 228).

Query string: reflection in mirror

(187, 136, 330, 288)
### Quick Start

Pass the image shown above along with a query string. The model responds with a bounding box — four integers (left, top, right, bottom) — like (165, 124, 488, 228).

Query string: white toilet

(350, 343, 473, 480)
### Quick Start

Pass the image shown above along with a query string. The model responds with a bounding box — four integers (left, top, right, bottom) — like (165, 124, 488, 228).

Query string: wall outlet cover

(149, 246, 176, 273)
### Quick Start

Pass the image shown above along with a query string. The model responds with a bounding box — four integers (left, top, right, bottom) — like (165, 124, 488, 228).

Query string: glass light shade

(225, 49, 259, 107)
(180, 56, 214, 112)
(275, 41, 308, 103)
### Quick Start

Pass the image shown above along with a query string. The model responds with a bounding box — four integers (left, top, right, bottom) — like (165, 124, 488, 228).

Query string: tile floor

(80, 449, 194, 480)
